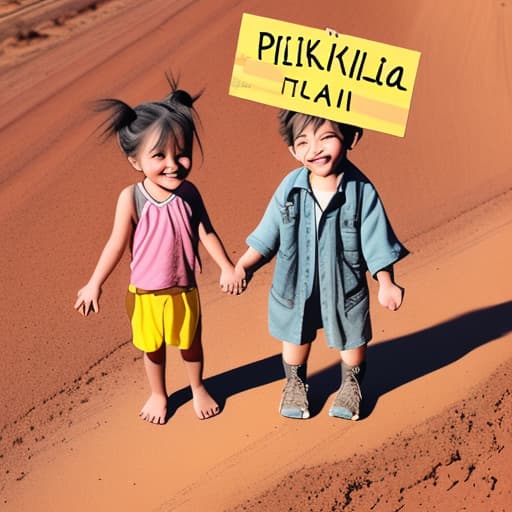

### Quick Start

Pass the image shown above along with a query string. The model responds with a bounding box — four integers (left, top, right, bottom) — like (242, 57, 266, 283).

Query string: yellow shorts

(126, 284, 200, 352)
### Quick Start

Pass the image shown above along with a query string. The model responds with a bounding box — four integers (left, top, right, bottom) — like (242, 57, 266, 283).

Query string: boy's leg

(329, 345, 367, 421)
(280, 341, 311, 419)
(140, 344, 168, 424)
(340, 344, 366, 367)
(180, 323, 220, 419)
(282, 340, 311, 366)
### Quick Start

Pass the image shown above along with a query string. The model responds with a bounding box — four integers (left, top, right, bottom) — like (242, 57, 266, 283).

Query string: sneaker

(328, 364, 363, 420)
(279, 367, 310, 419)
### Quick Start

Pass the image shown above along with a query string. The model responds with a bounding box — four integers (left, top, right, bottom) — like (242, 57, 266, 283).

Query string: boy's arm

(235, 247, 265, 272)
(74, 185, 135, 316)
(375, 266, 404, 311)
(359, 181, 409, 276)
(234, 246, 265, 284)
(198, 223, 245, 294)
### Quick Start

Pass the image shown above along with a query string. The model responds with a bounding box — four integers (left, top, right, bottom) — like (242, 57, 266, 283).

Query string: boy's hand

(234, 263, 248, 293)
(74, 284, 101, 316)
(377, 282, 404, 311)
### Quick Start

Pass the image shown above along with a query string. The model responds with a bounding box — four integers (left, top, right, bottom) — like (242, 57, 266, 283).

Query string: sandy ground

(1, 0, 511, 510)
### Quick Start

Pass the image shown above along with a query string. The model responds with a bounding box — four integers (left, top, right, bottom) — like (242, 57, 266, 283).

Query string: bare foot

(192, 385, 220, 419)
(139, 393, 167, 424)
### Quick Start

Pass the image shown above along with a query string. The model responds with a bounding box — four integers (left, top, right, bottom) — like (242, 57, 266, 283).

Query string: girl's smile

(128, 126, 191, 201)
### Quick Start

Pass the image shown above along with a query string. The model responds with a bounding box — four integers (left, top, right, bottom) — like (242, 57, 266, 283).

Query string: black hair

(278, 110, 363, 149)
(94, 74, 203, 160)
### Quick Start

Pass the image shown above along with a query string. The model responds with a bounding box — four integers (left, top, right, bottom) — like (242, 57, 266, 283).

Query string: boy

(235, 111, 408, 420)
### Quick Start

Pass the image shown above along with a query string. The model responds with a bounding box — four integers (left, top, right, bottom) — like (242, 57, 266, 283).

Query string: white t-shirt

(312, 188, 336, 230)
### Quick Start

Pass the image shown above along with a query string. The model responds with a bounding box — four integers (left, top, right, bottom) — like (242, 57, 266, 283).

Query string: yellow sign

(229, 14, 421, 137)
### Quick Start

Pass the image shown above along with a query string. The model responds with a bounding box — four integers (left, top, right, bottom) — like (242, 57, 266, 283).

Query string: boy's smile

(289, 120, 345, 186)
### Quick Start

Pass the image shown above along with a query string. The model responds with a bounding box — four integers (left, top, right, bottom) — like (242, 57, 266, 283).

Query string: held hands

(220, 265, 247, 295)
(74, 283, 101, 316)
(219, 248, 262, 295)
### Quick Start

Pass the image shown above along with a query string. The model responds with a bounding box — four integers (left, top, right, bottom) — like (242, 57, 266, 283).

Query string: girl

(75, 80, 243, 424)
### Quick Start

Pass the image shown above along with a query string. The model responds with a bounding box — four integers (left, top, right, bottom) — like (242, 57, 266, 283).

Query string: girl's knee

(180, 337, 203, 362)
(145, 344, 166, 364)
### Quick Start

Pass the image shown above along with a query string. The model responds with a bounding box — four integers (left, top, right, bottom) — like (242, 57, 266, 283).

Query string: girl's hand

(74, 284, 101, 316)
(377, 282, 404, 311)
(220, 266, 246, 295)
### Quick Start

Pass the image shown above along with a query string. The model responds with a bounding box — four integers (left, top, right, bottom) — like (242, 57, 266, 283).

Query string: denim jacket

(247, 161, 408, 348)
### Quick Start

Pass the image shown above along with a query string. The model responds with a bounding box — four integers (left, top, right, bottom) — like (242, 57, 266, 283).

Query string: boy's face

(289, 120, 345, 178)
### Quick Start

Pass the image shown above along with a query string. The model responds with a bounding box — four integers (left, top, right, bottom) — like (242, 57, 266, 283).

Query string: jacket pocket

(278, 202, 298, 259)
(270, 286, 295, 309)
(344, 285, 368, 313)
(271, 248, 298, 308)
(278, 222, 297, 260)
(341, 219, 360, 262)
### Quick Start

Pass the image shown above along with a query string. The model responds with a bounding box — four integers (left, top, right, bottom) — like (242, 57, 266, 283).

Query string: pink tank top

(130, 181, 210, 290)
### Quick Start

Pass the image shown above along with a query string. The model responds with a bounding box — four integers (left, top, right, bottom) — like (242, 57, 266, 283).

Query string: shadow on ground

(166, 301, 512, 420)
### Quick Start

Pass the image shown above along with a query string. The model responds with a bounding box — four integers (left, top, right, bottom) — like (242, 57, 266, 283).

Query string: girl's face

(128, 126, 191, 196)
(289, 120, 345, 180)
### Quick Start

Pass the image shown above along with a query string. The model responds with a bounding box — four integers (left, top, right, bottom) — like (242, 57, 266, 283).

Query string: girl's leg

(329, 344, 367, 421)
(280, 341, 311, 419)
(180, 323, 220, 419)
(140, 343, 168, 424)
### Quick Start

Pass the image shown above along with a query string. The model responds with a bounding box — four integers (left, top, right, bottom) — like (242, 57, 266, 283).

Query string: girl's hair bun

(93, 99, 138, 138)
(170, 89, 194, 108)
(93, 73, 203, 157)
(164, 72, 201, 108)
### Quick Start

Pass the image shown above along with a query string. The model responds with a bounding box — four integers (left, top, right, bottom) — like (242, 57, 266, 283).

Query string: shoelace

(333, 372, 361, 412)
(282, 376, 308, 408)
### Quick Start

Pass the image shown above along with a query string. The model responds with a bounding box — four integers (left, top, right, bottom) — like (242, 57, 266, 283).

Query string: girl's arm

(375, 266, 404, 311)
(74, 185, 135, 316)
(198, 223, 245, 294)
